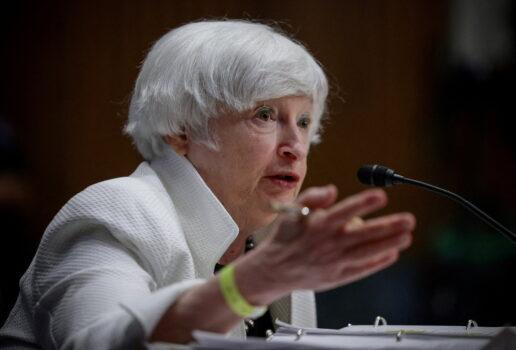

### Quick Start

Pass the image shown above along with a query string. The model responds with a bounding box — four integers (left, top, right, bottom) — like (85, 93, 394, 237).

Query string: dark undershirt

(214, 237, 274, 338)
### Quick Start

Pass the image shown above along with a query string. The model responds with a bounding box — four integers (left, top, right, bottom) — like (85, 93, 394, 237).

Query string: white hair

(124, 19, 329, 160)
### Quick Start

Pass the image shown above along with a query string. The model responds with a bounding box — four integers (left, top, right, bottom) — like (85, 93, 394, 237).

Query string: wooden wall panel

(1, 1, 447, 241)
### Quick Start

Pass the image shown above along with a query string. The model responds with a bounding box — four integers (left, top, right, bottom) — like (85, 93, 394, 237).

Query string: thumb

(297, 184, 338, 209)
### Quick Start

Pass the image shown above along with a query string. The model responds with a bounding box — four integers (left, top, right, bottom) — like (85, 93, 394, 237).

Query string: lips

(264, 172, 300, 189)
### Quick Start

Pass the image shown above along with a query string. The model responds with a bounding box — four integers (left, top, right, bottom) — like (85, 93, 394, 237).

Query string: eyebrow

(255, 105, 274, 111)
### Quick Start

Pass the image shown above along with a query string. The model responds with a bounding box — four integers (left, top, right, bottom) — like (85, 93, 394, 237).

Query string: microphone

(357, 164, 516, 244)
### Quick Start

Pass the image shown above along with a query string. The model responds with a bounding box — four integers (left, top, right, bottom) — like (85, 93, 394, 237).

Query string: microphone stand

(393, 174, 516, 245)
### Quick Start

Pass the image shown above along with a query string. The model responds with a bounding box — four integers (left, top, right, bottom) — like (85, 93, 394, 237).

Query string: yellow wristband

(218, 264, 267, 318)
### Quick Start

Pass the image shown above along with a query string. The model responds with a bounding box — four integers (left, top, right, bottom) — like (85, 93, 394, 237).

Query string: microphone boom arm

(357, 164, 516, 245)
(397, 175, 516, 244)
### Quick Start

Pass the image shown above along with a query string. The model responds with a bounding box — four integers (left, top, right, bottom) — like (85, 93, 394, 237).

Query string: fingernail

(401, 234, 412, 246)
(324, 184, 335, 192)
(318, 185, 333, 196)
(402, 220, 411, 230)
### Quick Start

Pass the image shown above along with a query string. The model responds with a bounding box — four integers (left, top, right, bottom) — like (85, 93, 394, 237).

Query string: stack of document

(192, 320, 516, 349)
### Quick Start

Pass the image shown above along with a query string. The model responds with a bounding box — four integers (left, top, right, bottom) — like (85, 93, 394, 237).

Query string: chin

(248, 209, 278, 232)
(268, 190, 298, 204)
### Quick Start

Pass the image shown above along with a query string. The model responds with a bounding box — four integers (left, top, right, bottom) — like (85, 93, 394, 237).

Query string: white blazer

(0, 149, 316, 349)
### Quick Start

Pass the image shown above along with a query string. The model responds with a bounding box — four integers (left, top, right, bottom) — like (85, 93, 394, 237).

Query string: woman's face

(186, 95, 313, 234)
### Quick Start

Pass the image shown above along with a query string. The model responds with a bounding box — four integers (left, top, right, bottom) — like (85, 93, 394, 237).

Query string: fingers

(341, 213, 416, 248)
(337, 250, 399, 287)
(340, 231, 412, 268)
(297, 185, 338, 210)
(324, 189, 387, 228)
(267, 186, 416, 294)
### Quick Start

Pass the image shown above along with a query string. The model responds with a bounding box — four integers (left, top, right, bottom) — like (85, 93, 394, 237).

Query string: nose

(277, 125, 308, 161)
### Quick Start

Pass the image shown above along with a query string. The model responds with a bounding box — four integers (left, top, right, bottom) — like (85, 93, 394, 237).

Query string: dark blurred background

(1, 0, 514, 328)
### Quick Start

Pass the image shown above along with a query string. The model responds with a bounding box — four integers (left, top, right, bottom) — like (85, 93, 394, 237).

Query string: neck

(218, 232, 250, 265)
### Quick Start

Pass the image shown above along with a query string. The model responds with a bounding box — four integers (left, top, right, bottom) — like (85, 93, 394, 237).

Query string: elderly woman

(0, 20, 415, 348)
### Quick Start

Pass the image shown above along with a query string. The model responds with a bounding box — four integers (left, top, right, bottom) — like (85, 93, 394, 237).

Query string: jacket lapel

(150, 149, 239, 279)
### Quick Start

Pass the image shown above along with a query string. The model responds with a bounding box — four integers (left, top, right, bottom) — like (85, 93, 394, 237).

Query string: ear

(164, 134, 189, 156)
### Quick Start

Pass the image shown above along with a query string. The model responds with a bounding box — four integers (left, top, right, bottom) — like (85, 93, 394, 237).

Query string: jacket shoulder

(41, 163, 188, 280)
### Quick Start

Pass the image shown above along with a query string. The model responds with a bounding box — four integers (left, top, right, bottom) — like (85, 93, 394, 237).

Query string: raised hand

(247, 185, 415, 298)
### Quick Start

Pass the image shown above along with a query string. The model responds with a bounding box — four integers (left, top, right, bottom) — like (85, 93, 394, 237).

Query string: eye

(255, 106, 274, 122)
(297, 115, 311, 129)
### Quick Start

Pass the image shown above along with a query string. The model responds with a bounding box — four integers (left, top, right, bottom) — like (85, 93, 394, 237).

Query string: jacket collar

(149, 148, 316, 328)
(150, 148, 239, 278)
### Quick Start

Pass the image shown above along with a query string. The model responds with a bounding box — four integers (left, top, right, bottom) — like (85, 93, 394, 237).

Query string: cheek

(211, 120, 278, 188)
(228, 140, 276, 196)
(296, 153, 308, 179)
(225, 133, 275, 168)
(300, 158, 308, 177)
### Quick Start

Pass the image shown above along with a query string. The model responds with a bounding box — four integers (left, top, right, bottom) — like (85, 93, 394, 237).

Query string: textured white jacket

(0, 149, 316, 349)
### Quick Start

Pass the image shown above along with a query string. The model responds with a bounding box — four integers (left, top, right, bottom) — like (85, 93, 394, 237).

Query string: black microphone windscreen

(357, 165, 376, 186)
(357, 164, 393, 187)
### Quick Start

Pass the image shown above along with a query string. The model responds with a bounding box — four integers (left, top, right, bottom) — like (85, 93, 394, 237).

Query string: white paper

(190, 322, 516, 350)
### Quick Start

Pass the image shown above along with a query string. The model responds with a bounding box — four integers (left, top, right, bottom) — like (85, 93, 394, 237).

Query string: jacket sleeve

(31, 224, 204, 350)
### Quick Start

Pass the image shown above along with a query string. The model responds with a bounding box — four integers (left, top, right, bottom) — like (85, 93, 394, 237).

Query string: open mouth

(271, 174, 297, 182)
(265, 173, 300, 189)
